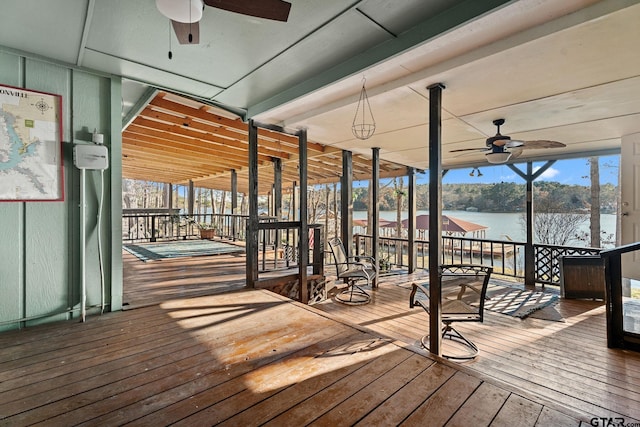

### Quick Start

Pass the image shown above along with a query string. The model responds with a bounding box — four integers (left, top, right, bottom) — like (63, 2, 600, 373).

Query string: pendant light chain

(168, 21, 173, 59)
(351, 77, 376, 140)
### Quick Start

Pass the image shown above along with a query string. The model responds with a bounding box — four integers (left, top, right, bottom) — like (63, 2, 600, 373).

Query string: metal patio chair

(410, 264, 492, 360)
(327, 236, 377, 305)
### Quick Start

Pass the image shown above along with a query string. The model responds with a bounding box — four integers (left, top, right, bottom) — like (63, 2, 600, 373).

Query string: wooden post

(333, 183, 338, 242)
(231, 169, 237, 213)
(324, 184, 330, 251)
(524, 162, 535, 289)
(341, 150, 353, 257)
(408, 168, 417, 273)
(372, 147, 380, 288)
(298, 128, 309, 304)
(428, 83, 445, 357)
(187, 180, 194, 217)
(231, 169, 237, 240)
(165, 183, 172, 211)
(246, 120, 259, 288)
(292, 181, 297, 221)
(507, 160, 556, 289)
(273, 158, 282, 220)
(273, 158, 283, 265)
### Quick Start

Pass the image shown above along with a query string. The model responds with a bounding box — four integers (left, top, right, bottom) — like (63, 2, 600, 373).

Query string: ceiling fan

(451, 119, 566, 164)
(156, 0, 291, 45)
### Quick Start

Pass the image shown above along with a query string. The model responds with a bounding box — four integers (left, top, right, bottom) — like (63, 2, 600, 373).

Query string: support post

(524, 161, 535, 289)
(292, 181, 297, 221)
(273, 158, 283, 262)
(428, 83, 445, 357)
(231, 169, 237, 240)
(299, 129, 309, 303)
(246, 120, 259, 288)
(341, 150, 353, 256)
(273, 158, 282, 220)
(507, 160, 556, 289)
(187, 180, 194, 217)
(231, 169, 237, 213)
(408, 168, 417, 273)
(372, 147, 380, 288)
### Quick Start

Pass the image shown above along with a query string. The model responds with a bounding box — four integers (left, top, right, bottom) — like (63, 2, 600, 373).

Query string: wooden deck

(1, 252, 639, 425)
(316, 274, 640, 424)
(122, 251, 247, 309)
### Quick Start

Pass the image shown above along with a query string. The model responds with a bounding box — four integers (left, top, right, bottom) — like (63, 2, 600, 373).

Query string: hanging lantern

(351, 77, 376, 140)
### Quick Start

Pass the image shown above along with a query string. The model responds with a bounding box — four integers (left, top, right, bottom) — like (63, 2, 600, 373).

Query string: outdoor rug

(124, 240, 244, 262)
(484, 286, 559, 319)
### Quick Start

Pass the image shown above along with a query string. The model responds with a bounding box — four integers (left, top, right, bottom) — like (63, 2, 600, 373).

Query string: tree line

(352, 181, 618, 214)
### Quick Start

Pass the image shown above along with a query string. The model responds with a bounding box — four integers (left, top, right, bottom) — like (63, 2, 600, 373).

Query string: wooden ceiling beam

(129, 117, 289, 160)
(151, 94, 325, 153)
(139, 107, 298, 158)
(122, 144, 246, 173)
(122, 163, 198, 183)
(122, 131, 269, 164)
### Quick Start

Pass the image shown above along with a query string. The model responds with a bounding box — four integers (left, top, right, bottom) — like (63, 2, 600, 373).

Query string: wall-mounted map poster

(0, 84, 63, 201)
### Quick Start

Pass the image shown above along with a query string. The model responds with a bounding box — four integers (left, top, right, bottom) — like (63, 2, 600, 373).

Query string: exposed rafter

(122, 92, 407, 194)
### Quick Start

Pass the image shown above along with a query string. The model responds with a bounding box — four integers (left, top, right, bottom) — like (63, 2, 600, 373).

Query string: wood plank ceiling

(122, 93, 409, 194)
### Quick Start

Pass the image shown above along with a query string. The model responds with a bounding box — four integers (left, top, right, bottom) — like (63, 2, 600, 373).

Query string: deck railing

(122, 212, 256, 242)
(354, 234, 601, 286)
(256, 221, 324, 275)
(122, 212, 601, 286)
(122, 211, 323, 275)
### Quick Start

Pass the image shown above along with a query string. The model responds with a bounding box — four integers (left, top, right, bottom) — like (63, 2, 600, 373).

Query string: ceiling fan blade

(204, 0, 291, 21)
(504, 139, 524, 148)
(172, 20, 200, 44)
(450, 147, 491, 153)
(509, 147, 524, 159)
(521, 140, 566, 149)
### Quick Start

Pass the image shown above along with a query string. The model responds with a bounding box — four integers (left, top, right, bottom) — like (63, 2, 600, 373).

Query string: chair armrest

(409, 282, 430, 309)
(352, 255, 375, 263)
(456, 282, 484, 300)
(347, 255, 378, 273)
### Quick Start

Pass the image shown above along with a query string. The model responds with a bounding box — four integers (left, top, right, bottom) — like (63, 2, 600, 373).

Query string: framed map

(0, 84, 64, 201)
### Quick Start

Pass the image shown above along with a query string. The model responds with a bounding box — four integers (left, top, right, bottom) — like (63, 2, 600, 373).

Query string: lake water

(353, 210, 618, 248)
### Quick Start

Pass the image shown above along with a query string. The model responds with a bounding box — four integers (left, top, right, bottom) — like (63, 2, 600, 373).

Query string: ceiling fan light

(156, 0, 203, 23)
(486, 151, 512, 164)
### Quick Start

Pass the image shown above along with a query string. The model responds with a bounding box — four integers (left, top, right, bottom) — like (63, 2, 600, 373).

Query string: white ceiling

(1, 0, 638, 172)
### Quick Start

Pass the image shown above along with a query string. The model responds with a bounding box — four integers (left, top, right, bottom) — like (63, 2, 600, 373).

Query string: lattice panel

(535, 246, 601, 285)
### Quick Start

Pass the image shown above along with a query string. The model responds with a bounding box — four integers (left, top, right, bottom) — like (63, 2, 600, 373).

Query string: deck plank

(316, 277, 640, 423)
(400, 371, 483, 426)
(311, 353, 430, 425)
(490, 394, 543, 427)
(3, 253, 634, 426)
(534, 406, 582, 427)
(446, 382, 512, 426)
(354, 362, 457, 426)
(261, 345, 413, 426)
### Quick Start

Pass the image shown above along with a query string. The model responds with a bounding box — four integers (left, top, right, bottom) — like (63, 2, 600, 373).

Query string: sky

(416, 155, 620, 186)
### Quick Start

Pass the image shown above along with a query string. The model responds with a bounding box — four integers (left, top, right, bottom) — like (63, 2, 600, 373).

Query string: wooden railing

(256, 222, 324, 275)
(122, 212, 601, 287)
(600, 242, 640, 351)
(354, 234, 601, 286)
(121, 212, 257, 242)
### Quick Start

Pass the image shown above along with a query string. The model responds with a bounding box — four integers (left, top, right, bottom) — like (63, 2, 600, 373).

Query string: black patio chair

(409, 264, 492, 360)
(327, 236, 377, 305)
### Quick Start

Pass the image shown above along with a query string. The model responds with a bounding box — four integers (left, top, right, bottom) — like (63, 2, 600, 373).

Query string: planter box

(199, 229, 216, 239)
(560, 255, 605, 300)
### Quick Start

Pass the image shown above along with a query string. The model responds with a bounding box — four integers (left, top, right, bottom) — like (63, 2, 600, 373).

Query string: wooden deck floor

(122, 251, 247, 309)
(315, 273, 640, 424)
(1, 252, 639, 425)
(2, 288, 582, 426)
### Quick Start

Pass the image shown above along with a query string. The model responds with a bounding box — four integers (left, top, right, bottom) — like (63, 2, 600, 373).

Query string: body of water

(353, 210, 618, 248)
